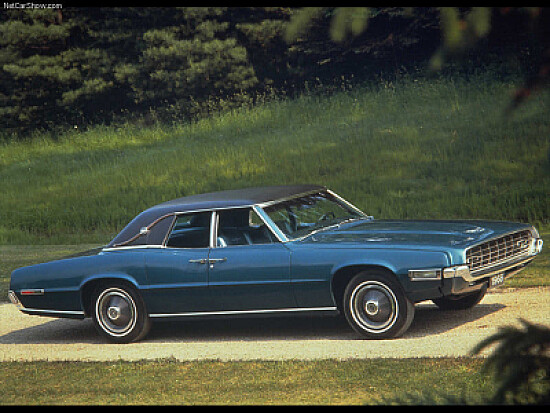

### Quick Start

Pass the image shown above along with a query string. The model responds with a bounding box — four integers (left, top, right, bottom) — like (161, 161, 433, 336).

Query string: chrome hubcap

(350, 281, 398, 333)
(365, 299, 380, 316)
(107, 306, 121, 320)
(96, 288, 137, 337)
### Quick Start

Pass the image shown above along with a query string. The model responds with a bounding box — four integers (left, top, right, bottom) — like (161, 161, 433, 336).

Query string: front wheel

(92, 282, 152, 343)
(343, 271, 415, 339)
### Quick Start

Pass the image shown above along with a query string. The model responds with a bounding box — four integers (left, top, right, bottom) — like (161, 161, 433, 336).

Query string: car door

(143, 211, 213, 315)
(207, 208, 295, 311)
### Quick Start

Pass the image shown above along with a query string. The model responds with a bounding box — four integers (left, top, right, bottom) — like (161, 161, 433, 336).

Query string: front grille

(466, 230, 532, 273)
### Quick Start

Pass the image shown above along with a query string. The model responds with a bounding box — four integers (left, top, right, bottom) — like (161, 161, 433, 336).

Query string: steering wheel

(316, 211, 335, 223)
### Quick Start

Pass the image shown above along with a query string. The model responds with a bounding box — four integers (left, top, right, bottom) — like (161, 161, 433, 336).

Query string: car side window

(165, 212, 211, 248)
(216, 208, 277, 247)
(146, 214, 176, 246)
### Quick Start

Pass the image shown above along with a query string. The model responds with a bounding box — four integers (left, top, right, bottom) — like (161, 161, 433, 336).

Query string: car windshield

(262, 191, 366, 240)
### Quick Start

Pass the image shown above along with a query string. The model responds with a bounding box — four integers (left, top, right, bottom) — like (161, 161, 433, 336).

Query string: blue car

(8, 185, 544, 343)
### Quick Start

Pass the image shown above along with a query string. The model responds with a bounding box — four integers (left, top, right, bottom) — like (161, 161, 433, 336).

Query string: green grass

(508, 225, 550, 288)
(0, 244, 99, 302)
(0, 358, 495, 405)
(1, 71, 549, 245)
(1, 71, 548, 406)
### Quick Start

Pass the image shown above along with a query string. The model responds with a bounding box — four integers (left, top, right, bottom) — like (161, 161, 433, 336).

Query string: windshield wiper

(297, 217, 364, 240)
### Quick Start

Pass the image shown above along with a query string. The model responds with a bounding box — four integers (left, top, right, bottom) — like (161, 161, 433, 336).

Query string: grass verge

(0, 358, 494, 405)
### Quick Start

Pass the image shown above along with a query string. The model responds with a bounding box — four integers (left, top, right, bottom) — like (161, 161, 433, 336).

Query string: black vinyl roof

(155, 184, 324, 211)
(107, 184, 324, 247)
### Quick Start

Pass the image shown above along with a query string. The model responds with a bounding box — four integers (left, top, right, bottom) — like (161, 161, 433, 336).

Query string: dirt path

(1, 287, 548, 361)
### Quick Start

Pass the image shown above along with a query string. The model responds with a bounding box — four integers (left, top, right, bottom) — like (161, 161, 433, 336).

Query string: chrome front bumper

(408, 237, 542, 296)
(444, 253, 539, 295)
(443, 254, 536, 283)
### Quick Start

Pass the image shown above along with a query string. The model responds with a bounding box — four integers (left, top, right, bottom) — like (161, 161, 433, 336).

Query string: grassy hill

(1, 70, 549, 406)
(1, 71, 549, 245)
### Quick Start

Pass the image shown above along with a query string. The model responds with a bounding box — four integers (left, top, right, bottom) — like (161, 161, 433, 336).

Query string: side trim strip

(149, 306, 337, 318)
(21, 308, 85, 316)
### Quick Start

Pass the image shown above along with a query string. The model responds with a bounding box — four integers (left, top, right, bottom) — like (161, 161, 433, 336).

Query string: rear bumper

(7, 289, 85, 319)
(7, 290, 22, 308)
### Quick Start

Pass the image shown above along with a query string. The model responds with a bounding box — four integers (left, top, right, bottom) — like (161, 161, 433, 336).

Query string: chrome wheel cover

(349, 281, 398, 333)
(95, 288, 137, 337)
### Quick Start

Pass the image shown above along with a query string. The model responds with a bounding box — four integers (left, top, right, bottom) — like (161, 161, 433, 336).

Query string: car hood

(300, 219, 532, 250)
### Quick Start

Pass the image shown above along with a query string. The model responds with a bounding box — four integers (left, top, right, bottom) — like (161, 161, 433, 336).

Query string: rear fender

(79, 273, 141, 317)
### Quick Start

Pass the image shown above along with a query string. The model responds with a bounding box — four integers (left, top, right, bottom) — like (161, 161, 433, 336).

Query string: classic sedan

(9, 185, 544, 343)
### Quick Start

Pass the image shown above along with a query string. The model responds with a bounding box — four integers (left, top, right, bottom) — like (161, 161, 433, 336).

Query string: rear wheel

(92, 282, 151, 343)
(343, 270, 415, 339)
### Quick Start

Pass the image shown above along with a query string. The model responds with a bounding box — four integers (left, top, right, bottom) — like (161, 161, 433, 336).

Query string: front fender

(330, 248, 451, 277)
(289, 245, 451, 307)
(330, 248, 451, 303)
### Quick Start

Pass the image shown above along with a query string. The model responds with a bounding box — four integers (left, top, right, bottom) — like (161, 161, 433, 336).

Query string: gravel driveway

(1, 287, 548, 361)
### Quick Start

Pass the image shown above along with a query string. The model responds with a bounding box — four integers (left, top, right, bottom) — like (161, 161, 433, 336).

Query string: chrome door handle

(189, 258, 207, 264)
(208, 257, 227, 263)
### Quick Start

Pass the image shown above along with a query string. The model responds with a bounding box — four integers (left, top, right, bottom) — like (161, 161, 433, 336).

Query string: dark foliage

(0, 7, 546, 137)
(472, 319, 550, 404)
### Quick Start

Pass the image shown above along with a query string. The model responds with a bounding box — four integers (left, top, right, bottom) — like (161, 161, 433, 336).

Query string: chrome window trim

(252, 205, 288, 243)
(212, 206, 286, 247)
(104, 189, 369, 250)
(258, 189, 370, 242)
(255, 188, 327, 208)
(111, 212, 176, 248)
(163, 210, 215, 250)
(210, 211, 218, 248)
(102, 245, 167, 252)
(326, 189, 370, 219)
(160, 213, 177, 246)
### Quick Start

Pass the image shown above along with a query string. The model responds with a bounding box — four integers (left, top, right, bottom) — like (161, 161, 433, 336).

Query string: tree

(0, 8, 134, 132)
(114, 8, 260, 120)
(284, 7, 550, 110)
(0, 8, 74, 130)
(0, 7, 294, 133)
